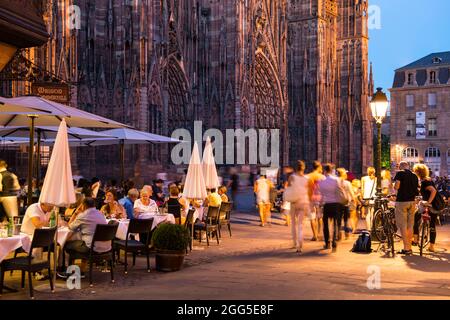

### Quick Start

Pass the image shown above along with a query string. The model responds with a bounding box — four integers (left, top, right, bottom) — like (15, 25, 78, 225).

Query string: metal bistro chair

(194, 206, 220, 246)
(113, 218, 154, 274)
(65, 223, 118, 287)
(0, 227, 57, 299)
(183, 208, 196, 252)
(218, 202, 233, 238)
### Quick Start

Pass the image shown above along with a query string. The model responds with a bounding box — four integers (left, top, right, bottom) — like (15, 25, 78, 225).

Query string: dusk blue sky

(369, 0, 450, 98)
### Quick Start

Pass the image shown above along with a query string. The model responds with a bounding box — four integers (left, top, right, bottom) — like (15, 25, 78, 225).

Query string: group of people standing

(253, 160, 444, 256)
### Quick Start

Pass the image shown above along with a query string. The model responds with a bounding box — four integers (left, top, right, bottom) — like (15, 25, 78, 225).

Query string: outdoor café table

(0, 234, 32, 263)
(106, 219, 130, 240)
(138, 213, 176, 230)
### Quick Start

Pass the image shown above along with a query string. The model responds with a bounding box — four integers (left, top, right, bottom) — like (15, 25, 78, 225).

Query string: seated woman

(218, 185, 229, 202)
(100, 190, 126, 219)
(64, 193, 85, 221)
(133, 189, 159, 218)
(165, 185, 188, 224)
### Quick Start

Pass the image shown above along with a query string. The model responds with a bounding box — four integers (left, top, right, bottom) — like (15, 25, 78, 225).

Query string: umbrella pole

(36, 129, 41, 189)
(53, 207, 59, 289)
(27, 115, 37, 207)
(120, 140, 125, 184)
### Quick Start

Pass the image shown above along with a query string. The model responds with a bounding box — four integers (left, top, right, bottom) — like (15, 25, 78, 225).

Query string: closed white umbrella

(202, 137, 220, 189)
(183, 141, 207, 200)
(39, 119, 76, 288)
(39, 120, 76, 206)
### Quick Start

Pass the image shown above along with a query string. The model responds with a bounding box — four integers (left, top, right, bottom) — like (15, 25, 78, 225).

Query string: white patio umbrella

(53, 128, 180, 182)
(202, 137, 220, 190)
(38, 119, 76, 288)
(0, 126, 113, 185)
(183, 141, 207, 200)
(0, 95, 129, 205)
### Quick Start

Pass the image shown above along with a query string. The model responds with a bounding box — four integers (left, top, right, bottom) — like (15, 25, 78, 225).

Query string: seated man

(20, 202, 55, 279)
(204, 188, 222, 208)
(65, 198, 110, 272)
(119, 188, 139, 220)
(21, 202, 55, 235)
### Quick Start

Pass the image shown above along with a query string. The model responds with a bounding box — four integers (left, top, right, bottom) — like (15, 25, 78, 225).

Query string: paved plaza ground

(1, 188, 449, 300)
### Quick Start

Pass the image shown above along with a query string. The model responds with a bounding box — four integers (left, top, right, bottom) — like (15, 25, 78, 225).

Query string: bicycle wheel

(419, 221, 430, 256)
(372, 209, 386, 242)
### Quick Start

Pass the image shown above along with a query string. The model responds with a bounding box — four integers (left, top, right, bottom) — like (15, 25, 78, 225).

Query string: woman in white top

(133, 189, 158, 218)
(288, 161, 311, 253)
(361, 167, 377, 230)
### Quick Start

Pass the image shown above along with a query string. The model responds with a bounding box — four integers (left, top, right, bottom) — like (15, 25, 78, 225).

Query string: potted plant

(152, 223, 190, 272)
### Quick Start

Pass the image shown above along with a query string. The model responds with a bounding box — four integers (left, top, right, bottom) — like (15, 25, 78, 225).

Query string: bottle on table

(49, 209, 56, 228)
(7, 217, 13, 237)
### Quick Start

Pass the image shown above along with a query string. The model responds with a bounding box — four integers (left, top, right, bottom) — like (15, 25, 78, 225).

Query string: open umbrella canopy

(0, 96, 128, 128)
(39, 119, 76, 207)
(0, 126, 113, 140)
(183, 141, 207, 200)
(69, 127, 181, 146)
(202, 137, 220, 189)
(0, 96, 51, 115)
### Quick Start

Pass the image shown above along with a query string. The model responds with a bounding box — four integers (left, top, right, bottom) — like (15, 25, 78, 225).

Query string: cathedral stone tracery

(1, 0, 373, 179)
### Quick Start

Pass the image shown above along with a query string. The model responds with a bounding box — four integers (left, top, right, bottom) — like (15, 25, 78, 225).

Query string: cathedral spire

(369, 62, 374, 95)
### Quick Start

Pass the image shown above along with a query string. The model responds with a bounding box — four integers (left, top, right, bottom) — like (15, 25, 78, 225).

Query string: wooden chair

(0, 227, 57, 299)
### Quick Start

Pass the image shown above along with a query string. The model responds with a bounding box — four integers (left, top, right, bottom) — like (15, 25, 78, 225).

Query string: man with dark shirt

(151, 179, 165, 206)
(394, 161, 419, 255)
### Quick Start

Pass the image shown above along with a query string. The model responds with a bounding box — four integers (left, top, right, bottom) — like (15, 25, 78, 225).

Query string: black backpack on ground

(351, 231, 372, 253)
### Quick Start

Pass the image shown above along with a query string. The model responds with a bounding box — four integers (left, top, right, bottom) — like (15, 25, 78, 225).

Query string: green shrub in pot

(152, 223, 190, 272)
(152, 223, 190, 252)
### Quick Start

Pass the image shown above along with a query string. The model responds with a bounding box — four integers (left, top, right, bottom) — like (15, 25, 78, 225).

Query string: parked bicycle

(417, 202, 431, 256)
(371, 195, 397, 257)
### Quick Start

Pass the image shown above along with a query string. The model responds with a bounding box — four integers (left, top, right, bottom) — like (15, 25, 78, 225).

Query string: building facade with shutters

(1, 0, 373, 182)
(390, 51, 450, 177)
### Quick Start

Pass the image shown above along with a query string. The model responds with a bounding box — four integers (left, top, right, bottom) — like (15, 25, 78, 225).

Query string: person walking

(307, 161, 325, 241)
(393, 161, 419, 255)
(361, 167, 377, 230)
(288, 161, 311, 254)
(0, 159, 21, 220)
(412, 164, 440, 252)
(254, 173, 273, 227)
(318, 164, 342, 252)
(336, 168, 356, 239)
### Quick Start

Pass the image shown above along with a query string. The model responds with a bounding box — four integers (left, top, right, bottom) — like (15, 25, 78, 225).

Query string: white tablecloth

(138, 213, 176, 230)
(0, 234, 31, 263)
(106, 219, 130, 240)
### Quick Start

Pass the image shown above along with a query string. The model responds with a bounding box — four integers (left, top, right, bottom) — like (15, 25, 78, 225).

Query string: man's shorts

(395, 201, 416, 231)
(309, 203, 323, 220)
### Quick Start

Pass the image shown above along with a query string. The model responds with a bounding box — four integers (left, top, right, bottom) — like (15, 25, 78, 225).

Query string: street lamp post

(370, 87, 389, 198)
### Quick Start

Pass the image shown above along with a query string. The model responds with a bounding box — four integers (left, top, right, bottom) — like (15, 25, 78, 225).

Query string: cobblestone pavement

(1, 191, 449, 300)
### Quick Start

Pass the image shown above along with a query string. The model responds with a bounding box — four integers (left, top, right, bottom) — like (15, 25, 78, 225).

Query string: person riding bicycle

(412, 164, 440, 252)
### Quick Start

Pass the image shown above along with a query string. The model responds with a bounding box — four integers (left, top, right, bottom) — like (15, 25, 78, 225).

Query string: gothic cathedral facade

(1, 0, 373, 179)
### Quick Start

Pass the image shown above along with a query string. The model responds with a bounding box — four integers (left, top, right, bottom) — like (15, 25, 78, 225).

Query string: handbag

(336, 181, 350, 206)
(283, 185, 300, 203)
